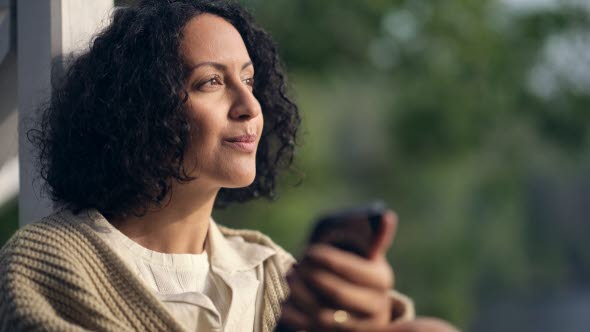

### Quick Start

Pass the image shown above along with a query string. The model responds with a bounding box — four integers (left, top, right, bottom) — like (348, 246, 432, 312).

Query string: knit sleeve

(0, 231, 87, 331)
(0, 225, 132, 332)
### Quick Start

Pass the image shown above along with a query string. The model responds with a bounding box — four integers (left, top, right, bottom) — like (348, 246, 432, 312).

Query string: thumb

(368, 210, 398, 260)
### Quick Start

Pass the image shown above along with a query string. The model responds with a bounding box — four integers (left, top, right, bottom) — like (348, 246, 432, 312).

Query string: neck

(109, 182, 219, 254)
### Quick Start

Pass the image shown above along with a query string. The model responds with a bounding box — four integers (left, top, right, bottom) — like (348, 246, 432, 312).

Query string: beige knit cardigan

(0, 210, 414, 332)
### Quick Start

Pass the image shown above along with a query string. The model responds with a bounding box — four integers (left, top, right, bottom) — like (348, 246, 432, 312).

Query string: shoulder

(2, 210, 67, 251)
(0, 210, 88, 277)
(0, 209, 111, 280)
(1, 209, 86, 254)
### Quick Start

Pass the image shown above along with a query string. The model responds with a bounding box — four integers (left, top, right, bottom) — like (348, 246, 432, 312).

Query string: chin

(232, 177, 256, 188)
(224, 169, 257, 188)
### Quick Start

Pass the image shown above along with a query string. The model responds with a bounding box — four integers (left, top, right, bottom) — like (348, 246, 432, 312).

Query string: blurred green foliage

(0, 199, 18, 249)
(2, 0, 589, 330)
(217, 0, 590, 329)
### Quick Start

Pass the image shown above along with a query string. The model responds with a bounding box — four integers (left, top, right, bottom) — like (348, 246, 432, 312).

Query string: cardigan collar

(206, 216, 276, 273)
(77, 208, 276, 274)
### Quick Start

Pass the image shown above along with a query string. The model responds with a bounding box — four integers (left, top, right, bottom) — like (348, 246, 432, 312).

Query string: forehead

(181, 13, 251, 66)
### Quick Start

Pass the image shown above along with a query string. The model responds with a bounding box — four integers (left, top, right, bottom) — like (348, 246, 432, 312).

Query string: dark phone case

(308, 201, 386, 258)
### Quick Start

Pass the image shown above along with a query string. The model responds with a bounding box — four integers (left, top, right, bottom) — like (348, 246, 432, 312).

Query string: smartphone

(274, 202, 388, 332)
(307, 201, 387, 258)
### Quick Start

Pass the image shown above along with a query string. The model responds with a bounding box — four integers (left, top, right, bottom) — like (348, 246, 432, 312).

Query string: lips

(223, 134, 258, 153)
(224, 134, 257, 143)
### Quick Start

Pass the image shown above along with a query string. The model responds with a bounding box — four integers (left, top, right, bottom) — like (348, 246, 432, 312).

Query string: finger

(314, 308, 412, 332)
(314, 307, 394, 332)
(368, 210, 398, 260)
(277, 302, 314, 332)
(298, 264, 391, 318)
(286, 270, 322, 317)
(305, 244, 394, 290)
(376, 317, 460, 332)
(280, 303, 363, 332)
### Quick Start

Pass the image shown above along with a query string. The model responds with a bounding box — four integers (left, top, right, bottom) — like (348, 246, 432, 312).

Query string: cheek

(185, 107, 224, 161)
(186, 99, 224, 138)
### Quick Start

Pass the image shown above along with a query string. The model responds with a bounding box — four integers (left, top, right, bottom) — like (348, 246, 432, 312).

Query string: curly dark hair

(28, 0, 300, 218)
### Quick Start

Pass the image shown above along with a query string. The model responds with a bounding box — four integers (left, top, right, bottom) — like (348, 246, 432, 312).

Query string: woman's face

(180, 14, 263, 190)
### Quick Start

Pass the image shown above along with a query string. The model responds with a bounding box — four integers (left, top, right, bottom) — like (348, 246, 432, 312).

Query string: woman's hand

(278, 211, 399, 331)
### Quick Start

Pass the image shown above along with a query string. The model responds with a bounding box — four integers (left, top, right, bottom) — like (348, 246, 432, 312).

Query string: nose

(228, 83, 261, 121)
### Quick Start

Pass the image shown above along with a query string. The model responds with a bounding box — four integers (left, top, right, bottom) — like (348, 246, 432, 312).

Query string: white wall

(18, 0, 113, 226)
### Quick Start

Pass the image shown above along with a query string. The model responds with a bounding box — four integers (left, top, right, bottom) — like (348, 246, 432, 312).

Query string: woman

(0, 1, 457, 331)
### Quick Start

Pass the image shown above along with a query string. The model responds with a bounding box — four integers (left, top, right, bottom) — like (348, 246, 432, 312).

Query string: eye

(243, 77, 254, 89)
(196, 75, 223, 91)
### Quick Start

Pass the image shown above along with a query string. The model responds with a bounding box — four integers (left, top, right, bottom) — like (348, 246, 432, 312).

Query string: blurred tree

(225, 0, 590, 329)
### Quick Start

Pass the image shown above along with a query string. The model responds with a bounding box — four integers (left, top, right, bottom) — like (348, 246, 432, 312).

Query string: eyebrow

(189, 60, 253, 72)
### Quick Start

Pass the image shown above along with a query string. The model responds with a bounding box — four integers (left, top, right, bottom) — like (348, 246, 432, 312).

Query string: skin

(110, 12, 458, 332)
(110, 13, 262, 254)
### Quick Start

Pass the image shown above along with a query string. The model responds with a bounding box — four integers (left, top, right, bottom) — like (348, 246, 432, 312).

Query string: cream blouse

(90, 216, 275, 332)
